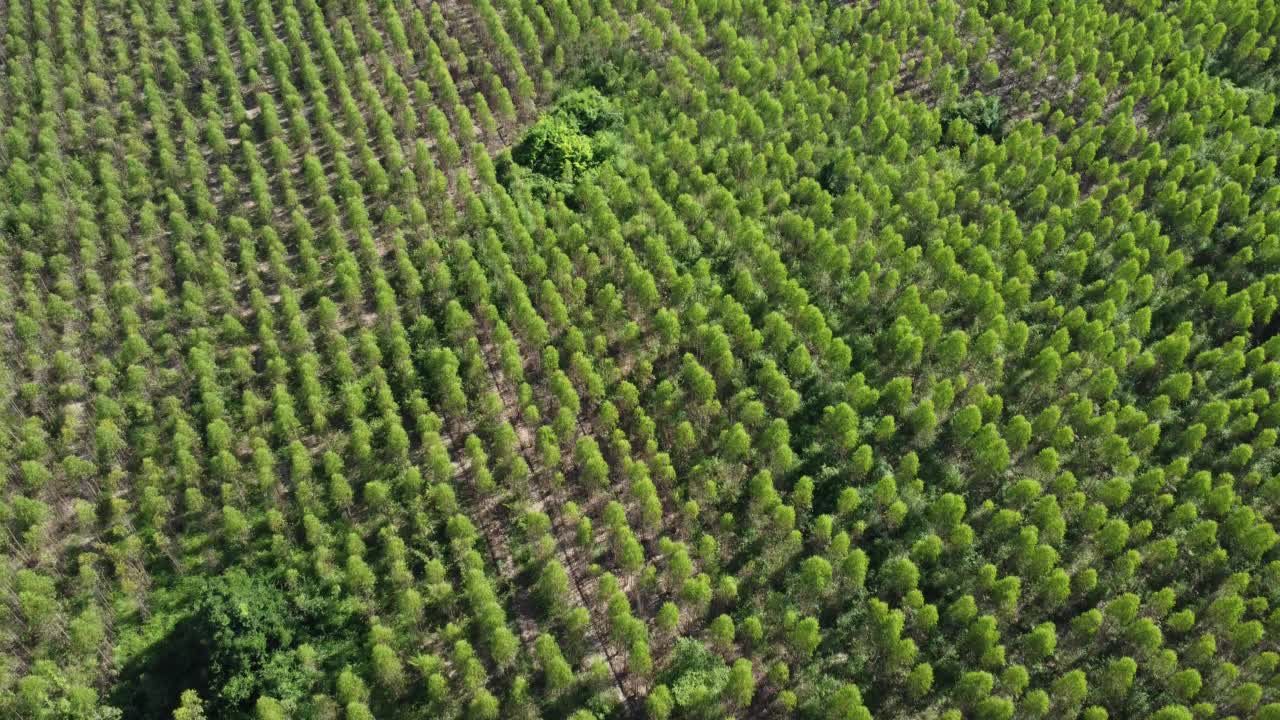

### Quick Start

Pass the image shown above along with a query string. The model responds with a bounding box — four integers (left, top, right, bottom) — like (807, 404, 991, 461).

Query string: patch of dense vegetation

(2, 0, 1280, 719)
(506, 88, 623, 197)
(940, 94, 1005, 143)
(111, 570, 334, 719)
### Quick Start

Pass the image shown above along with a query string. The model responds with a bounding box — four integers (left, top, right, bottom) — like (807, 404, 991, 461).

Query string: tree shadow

(108, 615, 211, 720)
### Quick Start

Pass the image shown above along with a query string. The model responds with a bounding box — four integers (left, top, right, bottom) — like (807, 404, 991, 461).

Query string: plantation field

(2, 0, 1280, 719)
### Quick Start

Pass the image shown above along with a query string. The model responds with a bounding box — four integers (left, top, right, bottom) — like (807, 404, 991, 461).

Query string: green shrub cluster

(941, 94, 1005, 142)
(508, 88, 622, 196)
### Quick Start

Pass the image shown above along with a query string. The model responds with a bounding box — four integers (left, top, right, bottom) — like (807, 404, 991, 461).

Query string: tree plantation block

(1, 0, 1279, 719)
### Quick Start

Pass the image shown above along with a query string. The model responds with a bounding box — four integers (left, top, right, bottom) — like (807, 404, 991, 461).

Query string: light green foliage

(7, 2, 1280, 720)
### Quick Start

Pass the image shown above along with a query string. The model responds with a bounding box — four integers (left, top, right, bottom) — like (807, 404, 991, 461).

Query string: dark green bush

(508, 87, 622, 197)
(941, 94, 1004, 141)
(659, 639, 729, 719)
(110, 570, 329, 719)
(190, 570, 310, 711)
(512, 115, 596, 181)
(553, 87, 622, 134)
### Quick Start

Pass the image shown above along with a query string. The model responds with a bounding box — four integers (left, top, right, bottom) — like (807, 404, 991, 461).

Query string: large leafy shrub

(552, 87, 622, 134)
(941, 93, 1005, 142)
(189, 570, 311, 711)
(506, 87, 622, 197)
(659, 639, 729, 719)
(110, 570, 328, 719)
(512, 115, 596, 181)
